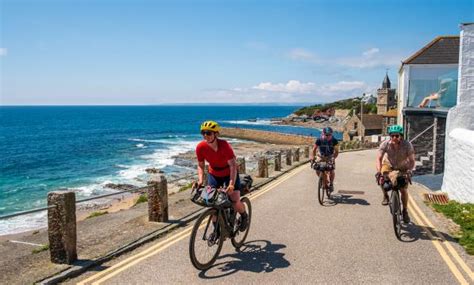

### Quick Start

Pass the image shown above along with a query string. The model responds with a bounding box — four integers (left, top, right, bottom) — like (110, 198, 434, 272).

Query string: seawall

(220, 127, 314, 145)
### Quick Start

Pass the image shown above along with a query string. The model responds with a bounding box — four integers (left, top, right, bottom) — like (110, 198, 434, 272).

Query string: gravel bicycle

(377, 172, 412, 240)
(312, 159, 335, 205)
(189, 186, 252, 270)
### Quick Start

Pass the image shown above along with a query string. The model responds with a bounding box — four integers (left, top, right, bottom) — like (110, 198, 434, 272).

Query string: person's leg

(380, 164, 391, 205)
(400, 186, 410, 223)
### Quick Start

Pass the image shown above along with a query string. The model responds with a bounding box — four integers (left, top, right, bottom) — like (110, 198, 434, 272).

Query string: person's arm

(407, 153, 415, 171)
(227, 157, 238, 193)
(310, 144, 318, 161)
(376, 149, 384, 173)
(197, 160, 205, 186)
(418, 93, 440, 108)
(334, 145, 339, 159)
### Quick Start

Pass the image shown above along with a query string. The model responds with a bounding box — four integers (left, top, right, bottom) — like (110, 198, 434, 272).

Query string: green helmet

(388, 124, 404, 135)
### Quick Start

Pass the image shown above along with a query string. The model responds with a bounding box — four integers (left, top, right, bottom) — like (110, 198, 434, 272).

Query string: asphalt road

(73, 149, 468, 285)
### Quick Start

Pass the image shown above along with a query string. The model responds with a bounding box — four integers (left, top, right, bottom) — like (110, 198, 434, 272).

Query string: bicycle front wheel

(318, 175, 325, 205)
(189, 208, 224, 270)
(390, 190, 402, 240)
(231, 197, 252, 249)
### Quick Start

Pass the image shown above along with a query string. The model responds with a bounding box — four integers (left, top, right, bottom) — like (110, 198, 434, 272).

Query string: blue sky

(0, 0, 472, 105)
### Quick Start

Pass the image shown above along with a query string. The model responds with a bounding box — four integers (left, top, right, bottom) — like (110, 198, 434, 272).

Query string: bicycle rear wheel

(390, 190, 402, 240)
(318, 175, 325, 205)
(189, 208, 224, 270)
(231, 197, 252, 249)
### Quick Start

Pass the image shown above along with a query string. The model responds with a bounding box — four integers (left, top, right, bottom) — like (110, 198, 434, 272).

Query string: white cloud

(0, 48, 7, 56)
(198, 80, 372, 103)
(362, 47, 380, 57)
(288, 48, 316, 61)
(287, 46, 401, 68)
(253, 80, 317, 94)
(336, 47, 400, 68)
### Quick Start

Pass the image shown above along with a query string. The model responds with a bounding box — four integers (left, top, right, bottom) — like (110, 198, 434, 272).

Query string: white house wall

(442, 24, 474, 203)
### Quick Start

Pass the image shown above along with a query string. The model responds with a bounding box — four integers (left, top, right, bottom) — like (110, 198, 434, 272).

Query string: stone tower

(377, 73, 397, 115)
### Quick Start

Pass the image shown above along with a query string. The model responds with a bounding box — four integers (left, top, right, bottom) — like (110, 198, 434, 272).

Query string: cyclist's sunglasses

(201, 131, 215, 136)
(390, 134, 401, 138)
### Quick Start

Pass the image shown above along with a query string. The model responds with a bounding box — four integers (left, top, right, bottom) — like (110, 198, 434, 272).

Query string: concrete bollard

(304, 146, 310, 158)
(294, 148, 300, 162)
(286, 149, 292, 166)
(237, 157, 246, 174)
(47, 190, 77, 264)
(147, 169, 169, 222)
(274, 152, 282, 171)
(258, 157, 269, 178)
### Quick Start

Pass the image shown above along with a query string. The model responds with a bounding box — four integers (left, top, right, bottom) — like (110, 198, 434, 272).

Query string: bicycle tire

(318, 175, 325, 205)
(231, 197, 252, 249)
(390, 190, 402, 240)
(189, 208, 224, 270)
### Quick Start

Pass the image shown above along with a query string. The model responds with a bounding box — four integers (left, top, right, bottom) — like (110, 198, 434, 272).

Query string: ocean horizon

(0, 105, 335, 235)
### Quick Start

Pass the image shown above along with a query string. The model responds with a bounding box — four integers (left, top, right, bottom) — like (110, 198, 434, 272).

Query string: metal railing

(409, 122, 436, 144)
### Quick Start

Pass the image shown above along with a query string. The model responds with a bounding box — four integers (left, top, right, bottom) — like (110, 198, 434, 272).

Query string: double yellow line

(78, 165, 307, 285)
(408, 195, 473, 285)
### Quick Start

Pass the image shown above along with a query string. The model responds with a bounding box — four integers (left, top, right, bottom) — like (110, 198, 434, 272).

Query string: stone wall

(220, 127, 314, 145)
(404, 111, 447, 175)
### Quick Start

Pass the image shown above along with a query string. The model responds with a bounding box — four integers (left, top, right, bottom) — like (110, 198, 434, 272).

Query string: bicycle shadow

(198, 239, 290, 279)
(398, 222, 456, 243)
(330, 194, 370, 206)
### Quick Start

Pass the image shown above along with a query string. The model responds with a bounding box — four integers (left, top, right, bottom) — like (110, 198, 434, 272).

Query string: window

(354, 122, 358, 129)
(408, 66, 458, 109)
(390, 118, 395, 125)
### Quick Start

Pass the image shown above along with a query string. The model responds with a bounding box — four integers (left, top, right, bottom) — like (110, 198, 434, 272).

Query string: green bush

(431, 201, 474, 255)
(86, 211, 108, 219)
(134, 194, 148, 206)
(32, 244, 49, 254)
(179, 182, 194, 192)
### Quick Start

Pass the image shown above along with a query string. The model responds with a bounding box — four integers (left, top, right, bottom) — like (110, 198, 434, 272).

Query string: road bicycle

(377, 172, 412, 240)
(189, 186, 252, 270)
(312, 159, 335, 205)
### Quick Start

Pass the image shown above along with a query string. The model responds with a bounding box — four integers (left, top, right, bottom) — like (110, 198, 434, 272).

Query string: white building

(441, 23, 474, 203)
(397, 36, 459, 124)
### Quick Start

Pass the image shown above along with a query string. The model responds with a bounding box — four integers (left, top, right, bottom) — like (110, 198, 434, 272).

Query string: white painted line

(9, 240, 44, 247)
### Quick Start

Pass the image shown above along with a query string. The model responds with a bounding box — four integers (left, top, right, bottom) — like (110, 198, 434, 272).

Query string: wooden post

(237, 157, 246, 174)
(258, 157, 269, 178)
(274, 152, 282, 171)
(304, 146, 310, 158)
(294, 148, 300, 162)
(147, 169, 169, 222)
(48, 191, 77, 264)
(286, 149, 292, 166)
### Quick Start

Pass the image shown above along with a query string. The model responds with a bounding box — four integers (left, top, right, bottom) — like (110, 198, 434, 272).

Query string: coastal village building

(442, 23, 474, 203)
(397, 35, 459, 175)
(377, 74, 397, 115)
(382, 108, 398, 136)
(343, 114, 383, 141)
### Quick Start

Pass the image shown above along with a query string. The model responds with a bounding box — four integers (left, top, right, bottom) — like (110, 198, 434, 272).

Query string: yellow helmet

(201, 121, 221, 132)
(200, 120, 221, 132)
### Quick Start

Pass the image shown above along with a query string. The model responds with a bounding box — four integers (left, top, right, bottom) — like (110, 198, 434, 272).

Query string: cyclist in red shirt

(194, 121, 248, 231)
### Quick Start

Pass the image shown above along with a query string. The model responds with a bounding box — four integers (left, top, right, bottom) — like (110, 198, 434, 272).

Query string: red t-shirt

(196, 139, 235, 177)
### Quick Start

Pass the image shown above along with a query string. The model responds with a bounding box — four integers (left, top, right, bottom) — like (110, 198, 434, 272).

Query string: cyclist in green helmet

(376, 124, 415, 223)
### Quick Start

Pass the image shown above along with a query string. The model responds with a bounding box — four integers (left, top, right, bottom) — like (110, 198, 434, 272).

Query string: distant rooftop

(402, 36, 459, 65)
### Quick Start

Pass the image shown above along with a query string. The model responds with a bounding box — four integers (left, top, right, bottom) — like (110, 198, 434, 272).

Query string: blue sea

(0, 106, 331, 234)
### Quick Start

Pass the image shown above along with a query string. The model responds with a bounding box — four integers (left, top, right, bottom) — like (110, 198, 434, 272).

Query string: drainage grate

(423, 193, 449, 205)
(337, 190, 365, 195)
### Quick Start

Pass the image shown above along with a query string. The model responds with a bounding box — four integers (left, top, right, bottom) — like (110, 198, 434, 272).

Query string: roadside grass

(32, 244, 49, 254)
(134, 194, 148, 206)
(86, 211, 108, 219)
(179, 182, 194, 192)
(430, 201, 474, 255)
